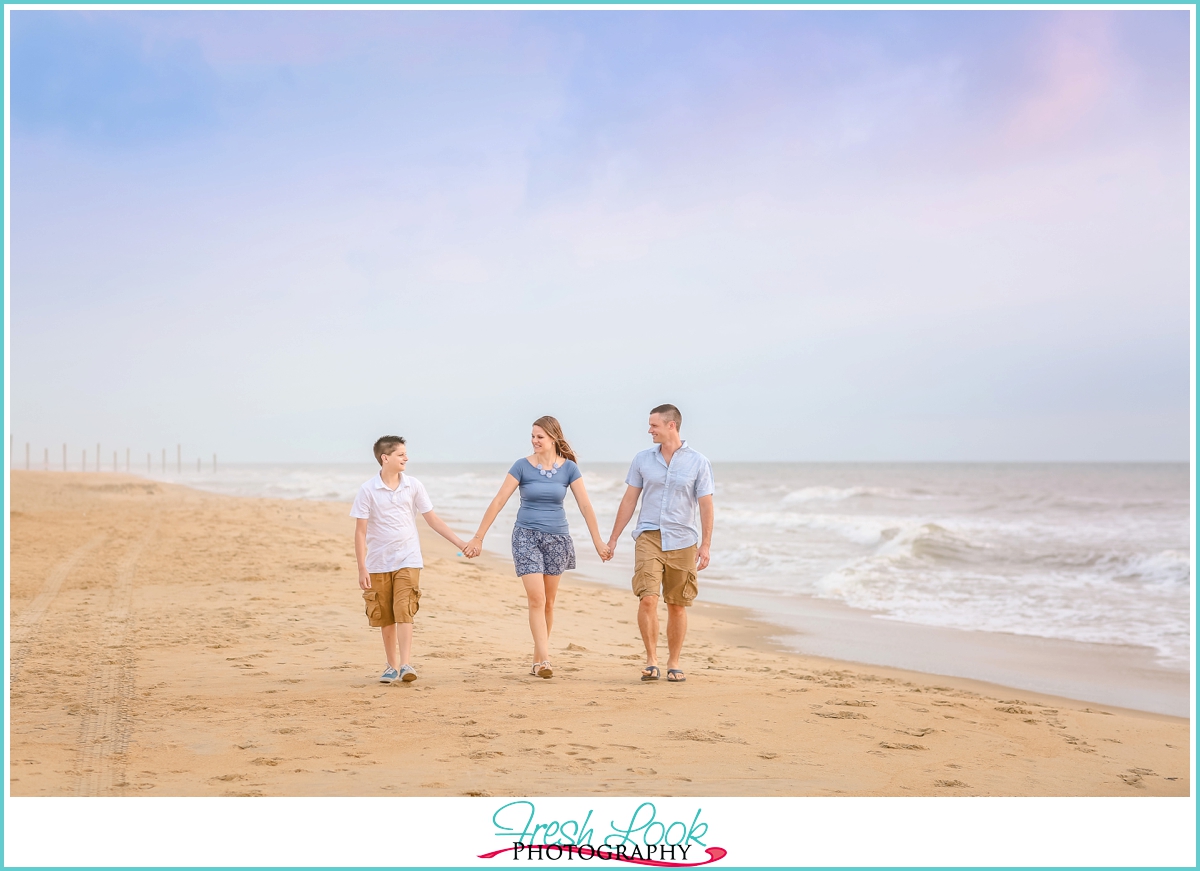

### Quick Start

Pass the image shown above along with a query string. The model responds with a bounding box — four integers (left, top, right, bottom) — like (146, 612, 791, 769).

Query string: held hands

(594, 539, 613, 562)
(462, 536, 483, 559)
(605, 538, 619, 561)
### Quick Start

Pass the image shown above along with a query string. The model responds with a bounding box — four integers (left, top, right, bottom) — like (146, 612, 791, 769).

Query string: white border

(2, 796, 1198, 867)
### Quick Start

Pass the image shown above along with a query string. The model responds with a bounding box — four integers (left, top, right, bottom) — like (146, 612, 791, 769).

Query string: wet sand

(7, 472, 1190, 796)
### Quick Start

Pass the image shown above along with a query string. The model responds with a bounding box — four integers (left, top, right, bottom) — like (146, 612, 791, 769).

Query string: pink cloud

(1002, 13, 1123, 151)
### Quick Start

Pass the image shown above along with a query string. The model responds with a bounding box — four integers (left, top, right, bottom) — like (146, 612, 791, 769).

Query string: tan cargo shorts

(632, 530, 698, 607)
(363, 567, 421, 626)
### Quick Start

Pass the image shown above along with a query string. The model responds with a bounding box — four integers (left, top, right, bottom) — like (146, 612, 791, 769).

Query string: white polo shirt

(349, 473, 434, 573)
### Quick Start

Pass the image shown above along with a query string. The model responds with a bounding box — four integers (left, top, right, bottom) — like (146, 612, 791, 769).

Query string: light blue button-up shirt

(625, 441, 715, 551)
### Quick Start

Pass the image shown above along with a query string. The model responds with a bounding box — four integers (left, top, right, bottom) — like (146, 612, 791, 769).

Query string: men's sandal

(398, 664, 417, 682)
(537, 661, 554, 679)
(666, 669, 686, 682)
(641, 665, 660, 681)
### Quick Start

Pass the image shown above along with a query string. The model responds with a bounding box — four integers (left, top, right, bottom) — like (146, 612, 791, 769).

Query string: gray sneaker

(380, 666, 400, 684)
(398, 664, 418, 683)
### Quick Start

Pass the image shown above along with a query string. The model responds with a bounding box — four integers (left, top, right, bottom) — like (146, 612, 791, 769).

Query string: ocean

(140, 461, 1192, 708)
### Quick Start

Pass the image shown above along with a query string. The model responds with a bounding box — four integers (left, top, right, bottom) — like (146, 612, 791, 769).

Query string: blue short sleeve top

(509, 458, 582, 534)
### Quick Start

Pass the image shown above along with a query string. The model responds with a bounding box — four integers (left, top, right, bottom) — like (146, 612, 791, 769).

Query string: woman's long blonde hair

(533, 416, 578, 463)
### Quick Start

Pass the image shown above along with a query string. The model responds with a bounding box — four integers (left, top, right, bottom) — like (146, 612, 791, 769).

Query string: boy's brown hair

(373, 435, 406, 465)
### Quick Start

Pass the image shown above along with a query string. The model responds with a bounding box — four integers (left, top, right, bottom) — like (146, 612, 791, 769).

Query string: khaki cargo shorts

(632, 530, 698, 607)
(363, 567, 421, 626)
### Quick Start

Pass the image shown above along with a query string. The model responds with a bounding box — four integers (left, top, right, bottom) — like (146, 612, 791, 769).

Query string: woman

(462, 416, 611, 677)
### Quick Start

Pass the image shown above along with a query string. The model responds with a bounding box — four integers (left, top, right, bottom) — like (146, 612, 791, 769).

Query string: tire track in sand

(9, 533, 108, 685)
(75, 520, 159, 796)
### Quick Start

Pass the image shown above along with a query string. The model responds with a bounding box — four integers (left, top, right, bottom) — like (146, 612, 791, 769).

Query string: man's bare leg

(638, 595, 660, 668)
(381, 624, 399, 669)
(665, 603, 688, 672)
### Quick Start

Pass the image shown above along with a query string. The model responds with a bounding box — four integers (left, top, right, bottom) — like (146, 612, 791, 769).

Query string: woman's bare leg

(522, 573, 550, 664)
(543, 574, 562, 642)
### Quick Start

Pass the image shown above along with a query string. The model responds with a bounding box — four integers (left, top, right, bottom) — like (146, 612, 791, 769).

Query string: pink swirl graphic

(478, 845, 727, 867)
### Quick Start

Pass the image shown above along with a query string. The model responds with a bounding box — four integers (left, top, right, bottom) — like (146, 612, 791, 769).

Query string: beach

(8, 472, 1190, 797)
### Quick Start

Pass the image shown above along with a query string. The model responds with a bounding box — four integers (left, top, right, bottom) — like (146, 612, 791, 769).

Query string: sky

(8, 9, 1192, 464)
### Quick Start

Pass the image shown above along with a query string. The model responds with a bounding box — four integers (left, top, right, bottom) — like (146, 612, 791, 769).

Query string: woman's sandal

(641, 665, 660, 681)
(537, 661, 554, 679)
(666, 669, 686, 682)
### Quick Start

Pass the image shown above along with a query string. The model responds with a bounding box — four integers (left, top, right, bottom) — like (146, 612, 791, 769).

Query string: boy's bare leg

(397, 623, 414, 666)
(638, 595, 660, 666)
(380, 624, 399, 669)
(665, 604, 687, 670)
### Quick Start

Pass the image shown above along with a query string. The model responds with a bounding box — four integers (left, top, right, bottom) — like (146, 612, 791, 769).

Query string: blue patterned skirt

(512, 526, 577, 577)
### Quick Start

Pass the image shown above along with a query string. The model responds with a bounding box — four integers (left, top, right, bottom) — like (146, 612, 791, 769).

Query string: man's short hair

(373, 435, 406, 465)
(650, 404, 682, 431)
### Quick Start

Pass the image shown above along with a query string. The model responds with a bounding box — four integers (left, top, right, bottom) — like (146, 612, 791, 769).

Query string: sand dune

(8, 472, 1189, 796)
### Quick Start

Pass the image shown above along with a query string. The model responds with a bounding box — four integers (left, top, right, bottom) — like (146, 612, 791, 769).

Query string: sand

(7, 472, 1190, 797)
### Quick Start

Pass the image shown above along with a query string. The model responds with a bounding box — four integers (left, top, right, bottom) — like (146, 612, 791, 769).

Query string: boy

(351, 435, 468, 683)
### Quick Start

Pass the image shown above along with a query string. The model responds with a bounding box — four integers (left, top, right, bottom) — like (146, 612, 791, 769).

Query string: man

(607, 405, 714, 683)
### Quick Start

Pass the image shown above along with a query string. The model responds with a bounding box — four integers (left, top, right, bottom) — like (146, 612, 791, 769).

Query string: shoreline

(585, 573, 1191, 718)
(568, 566, 1188, 724)
(8, 472, 1190, 797)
